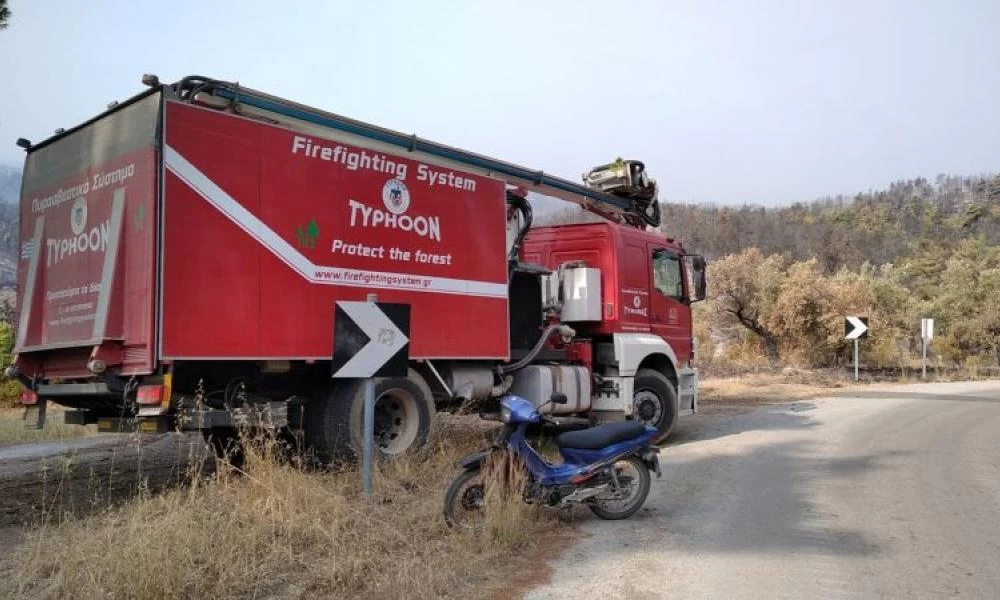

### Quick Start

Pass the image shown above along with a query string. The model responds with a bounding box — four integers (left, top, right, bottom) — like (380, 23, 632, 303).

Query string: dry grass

(700, 368, 856, 407)
(0, 408, 96, 446)
(480, 450, 538, 549)
(699, 365, 1000, 409)
(2, 417, 568, 600)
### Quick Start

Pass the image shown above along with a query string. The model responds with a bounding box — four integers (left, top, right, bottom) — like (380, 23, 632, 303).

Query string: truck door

(647, 244, 691, 362)
(618, 240, 652, 332)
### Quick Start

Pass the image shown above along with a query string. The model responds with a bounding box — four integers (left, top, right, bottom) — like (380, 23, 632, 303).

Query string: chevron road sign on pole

(845, 316, 869, 381)
(332, 301, 410, 379)
(844, 316, 869, 340)
(333, 297, 410, 497)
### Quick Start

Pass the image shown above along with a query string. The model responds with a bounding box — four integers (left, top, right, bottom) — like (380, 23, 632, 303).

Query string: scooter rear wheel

(588, 456, 651, 520)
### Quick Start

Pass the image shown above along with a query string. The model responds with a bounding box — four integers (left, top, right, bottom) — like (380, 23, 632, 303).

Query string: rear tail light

(136, 385, 165, 405)
(137, 374, 173, 409)
(20, 390, 38, 405)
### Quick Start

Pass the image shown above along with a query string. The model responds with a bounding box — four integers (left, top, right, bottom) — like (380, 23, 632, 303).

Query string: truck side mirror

(694, 256, 707, 302)
(683, 255, 708, 303)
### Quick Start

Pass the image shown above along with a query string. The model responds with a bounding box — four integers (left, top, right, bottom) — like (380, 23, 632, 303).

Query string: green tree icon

(306, 219, 319, 247)
(296, 219, 319, 249)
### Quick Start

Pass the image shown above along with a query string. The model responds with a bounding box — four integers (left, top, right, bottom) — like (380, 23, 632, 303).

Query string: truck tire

(305, 368, 436, 463)
(632, 368, 679, 443)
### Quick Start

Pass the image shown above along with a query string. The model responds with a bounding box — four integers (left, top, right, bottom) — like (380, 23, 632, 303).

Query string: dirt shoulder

(698, 369, 860, 409)
(0, 432, 212, 530)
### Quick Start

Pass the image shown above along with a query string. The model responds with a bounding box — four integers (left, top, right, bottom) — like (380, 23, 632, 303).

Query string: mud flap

(23, 399, 47, 430)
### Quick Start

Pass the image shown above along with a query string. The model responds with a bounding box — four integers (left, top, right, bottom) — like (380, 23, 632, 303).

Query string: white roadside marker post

(844, 316, 869, 382)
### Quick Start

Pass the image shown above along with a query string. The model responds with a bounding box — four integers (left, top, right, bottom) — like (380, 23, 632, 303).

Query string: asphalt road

(528, 380, 1000, 600)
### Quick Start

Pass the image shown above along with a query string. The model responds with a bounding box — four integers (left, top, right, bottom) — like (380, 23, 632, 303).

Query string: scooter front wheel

(443, 468, 486, 528)
(588, 456, 651, 520)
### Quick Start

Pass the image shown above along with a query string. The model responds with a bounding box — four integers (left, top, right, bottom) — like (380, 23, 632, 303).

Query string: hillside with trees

(0, 166, 21, 287)
(546, 174, 1000, 372)
(660, 175, 1000, 269)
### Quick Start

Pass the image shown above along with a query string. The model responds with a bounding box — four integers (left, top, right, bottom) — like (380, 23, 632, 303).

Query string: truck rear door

(14, 91, 161, 379)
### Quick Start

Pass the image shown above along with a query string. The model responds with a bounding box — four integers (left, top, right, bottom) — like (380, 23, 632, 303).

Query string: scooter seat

(556, 421, 647, 450)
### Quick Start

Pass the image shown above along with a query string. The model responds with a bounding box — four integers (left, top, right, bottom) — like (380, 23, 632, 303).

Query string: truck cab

(521, 223, 705, 433)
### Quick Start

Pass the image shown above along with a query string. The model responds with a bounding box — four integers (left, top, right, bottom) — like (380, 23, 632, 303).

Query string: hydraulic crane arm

(164, 76, 661, 229)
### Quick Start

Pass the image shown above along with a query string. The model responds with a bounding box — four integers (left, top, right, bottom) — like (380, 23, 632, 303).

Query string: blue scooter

(444, 392, 662, 526)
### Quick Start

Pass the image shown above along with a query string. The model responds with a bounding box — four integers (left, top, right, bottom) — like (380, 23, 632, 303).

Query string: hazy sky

(1, 0, 998, 206)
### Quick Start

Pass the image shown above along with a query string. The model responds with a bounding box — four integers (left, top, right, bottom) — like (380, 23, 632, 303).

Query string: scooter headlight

(499, 404, 512, 423)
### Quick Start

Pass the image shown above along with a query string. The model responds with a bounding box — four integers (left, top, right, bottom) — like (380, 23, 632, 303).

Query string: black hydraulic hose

(501, 323, 570, 374)
(173, 76, 238, 104)
(643, 199, 661, 227)
(172, 75, 213, 98)
(506, 191, 532, 263)
(506, 192, 533, 285)
(187, 82, 215, 100)
(189, 81, 233, 103)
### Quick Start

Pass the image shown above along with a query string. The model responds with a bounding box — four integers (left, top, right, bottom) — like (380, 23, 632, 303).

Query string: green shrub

(0, 377, 20, 408)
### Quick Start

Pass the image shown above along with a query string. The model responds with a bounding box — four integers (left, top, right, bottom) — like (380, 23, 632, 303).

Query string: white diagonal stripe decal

(15, 216, 45, 350)
(164, 145, 507, 299)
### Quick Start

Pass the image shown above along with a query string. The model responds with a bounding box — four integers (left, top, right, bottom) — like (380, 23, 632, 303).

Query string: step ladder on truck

(8, 74, 706, 462)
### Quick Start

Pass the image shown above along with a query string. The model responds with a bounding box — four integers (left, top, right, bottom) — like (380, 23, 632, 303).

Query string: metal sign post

(854, 339, 859, 382)
(332, 294, 410, 498)
(921, 340, 926, 380)
(921, 318, 934, 380)
(362, 377, 375, 495)
(844, 316, 869, 382)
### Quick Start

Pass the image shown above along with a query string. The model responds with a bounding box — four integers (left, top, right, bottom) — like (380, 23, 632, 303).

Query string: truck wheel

(305, 368, 436, 463)
(632, 368, 679, 443)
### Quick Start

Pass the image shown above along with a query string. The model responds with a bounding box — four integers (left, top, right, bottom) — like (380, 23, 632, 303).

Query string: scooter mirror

(550, 392, 569, 405)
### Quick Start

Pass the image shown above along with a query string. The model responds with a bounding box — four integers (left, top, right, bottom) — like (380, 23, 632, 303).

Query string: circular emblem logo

(70, 197, 88, 236)
(381, 179, 410, 215)
(633, 295, 642, 308)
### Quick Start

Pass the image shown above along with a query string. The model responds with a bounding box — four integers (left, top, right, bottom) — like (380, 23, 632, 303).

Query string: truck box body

(161, 101, 509, 360)
(15, 92, 511, 379)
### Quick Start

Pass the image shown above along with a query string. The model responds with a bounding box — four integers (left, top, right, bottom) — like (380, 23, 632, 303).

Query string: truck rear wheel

(305, 368, 436, 463)
(633, 368, 679, 443)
